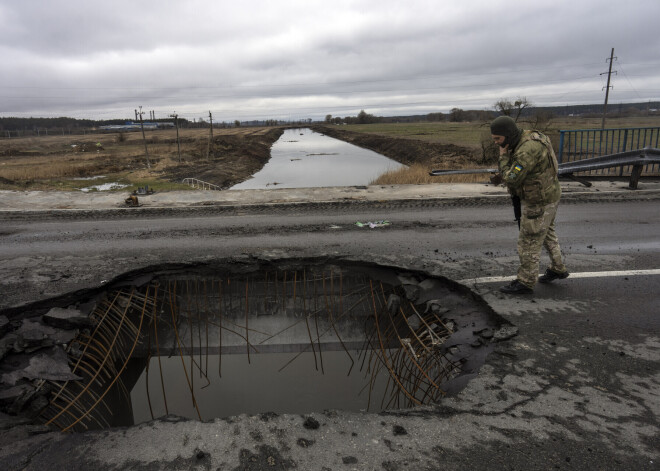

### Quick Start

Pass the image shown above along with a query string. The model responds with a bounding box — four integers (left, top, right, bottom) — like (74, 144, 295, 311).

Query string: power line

(617, 60, 644, 101)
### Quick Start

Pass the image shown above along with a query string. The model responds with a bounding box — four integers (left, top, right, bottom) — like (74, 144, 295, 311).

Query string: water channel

(230, 128, 405, 189)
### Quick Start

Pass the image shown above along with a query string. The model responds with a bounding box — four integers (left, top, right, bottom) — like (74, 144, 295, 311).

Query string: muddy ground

(312, 125, 480, 169)
(162, 128, 286, 189)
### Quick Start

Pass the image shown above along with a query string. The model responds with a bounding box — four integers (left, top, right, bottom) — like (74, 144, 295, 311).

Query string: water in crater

(2, 259, 512, 431)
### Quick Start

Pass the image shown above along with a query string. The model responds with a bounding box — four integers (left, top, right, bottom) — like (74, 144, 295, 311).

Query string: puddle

(130, 351, 391, 424)
(0, 259, 515, 431)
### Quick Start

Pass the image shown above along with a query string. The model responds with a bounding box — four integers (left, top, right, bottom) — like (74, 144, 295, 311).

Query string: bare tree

(493, 97, 532, 121)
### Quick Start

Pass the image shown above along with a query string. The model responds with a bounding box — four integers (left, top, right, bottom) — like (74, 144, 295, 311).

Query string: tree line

(324, 99, 660, 126)
(0, 116, 198, 132)
(3, 99, 657, 133)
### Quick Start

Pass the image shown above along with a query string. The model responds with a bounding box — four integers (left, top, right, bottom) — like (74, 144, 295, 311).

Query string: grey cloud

(1, 0, 659, 120)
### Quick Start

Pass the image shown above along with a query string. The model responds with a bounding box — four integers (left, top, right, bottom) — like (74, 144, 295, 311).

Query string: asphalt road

(0, 193, 658, 470)
(1, 198, 658, 305)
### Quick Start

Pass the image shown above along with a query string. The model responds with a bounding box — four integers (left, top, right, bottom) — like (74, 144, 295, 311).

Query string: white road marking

(459, 269, 660, 284)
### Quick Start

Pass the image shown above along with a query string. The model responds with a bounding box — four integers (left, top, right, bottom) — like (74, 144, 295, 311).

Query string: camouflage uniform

(499, 130, 567, 288)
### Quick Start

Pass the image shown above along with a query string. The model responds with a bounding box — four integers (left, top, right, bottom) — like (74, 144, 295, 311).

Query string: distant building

(99, 121, 174, 132)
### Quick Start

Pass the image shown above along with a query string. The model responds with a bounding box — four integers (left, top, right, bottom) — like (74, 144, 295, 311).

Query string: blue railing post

(558, 131, 565, 163)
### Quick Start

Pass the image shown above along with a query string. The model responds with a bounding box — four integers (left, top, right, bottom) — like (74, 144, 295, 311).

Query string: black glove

(490, 173, 503, 185)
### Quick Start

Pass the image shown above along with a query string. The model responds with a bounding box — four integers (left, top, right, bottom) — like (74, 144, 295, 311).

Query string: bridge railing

(558, 127, 660, 176)
(182, 178, 222, 191)
(430, 147, 660, 189)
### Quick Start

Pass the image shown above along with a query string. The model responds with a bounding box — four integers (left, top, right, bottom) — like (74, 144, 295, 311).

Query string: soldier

(489, 116, 569, 294)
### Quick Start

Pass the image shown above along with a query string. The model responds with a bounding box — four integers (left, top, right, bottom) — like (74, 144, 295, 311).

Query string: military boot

(538, 268, 569, 284)
(499, 280, 533, 294)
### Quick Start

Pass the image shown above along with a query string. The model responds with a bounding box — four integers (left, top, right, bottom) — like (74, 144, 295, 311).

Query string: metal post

(629, 164, 643, 190)
(620, 129, 630, 176)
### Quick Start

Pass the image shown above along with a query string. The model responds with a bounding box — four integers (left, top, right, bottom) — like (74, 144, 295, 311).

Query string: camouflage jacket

(498, 130, 561, 206)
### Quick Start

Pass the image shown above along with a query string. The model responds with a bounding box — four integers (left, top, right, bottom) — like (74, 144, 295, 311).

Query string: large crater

(0, 257, 517, 432)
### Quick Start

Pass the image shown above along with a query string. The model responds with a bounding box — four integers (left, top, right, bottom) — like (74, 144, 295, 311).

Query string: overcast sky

(2, 0, 660, 122)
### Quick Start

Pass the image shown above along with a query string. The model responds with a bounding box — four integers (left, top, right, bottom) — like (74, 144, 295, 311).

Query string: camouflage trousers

(516, 200, 567, 288)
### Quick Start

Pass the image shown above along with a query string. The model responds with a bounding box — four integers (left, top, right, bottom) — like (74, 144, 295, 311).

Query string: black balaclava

(490, 116, 522, 149)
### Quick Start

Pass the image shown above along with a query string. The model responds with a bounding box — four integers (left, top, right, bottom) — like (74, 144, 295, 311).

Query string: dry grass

(0, 126, 281, 190)
(0, 157, 106, 181)
(371, 163, 491, 185)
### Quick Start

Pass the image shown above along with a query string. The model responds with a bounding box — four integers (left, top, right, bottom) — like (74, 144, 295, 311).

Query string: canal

(230, 128, 405, 189)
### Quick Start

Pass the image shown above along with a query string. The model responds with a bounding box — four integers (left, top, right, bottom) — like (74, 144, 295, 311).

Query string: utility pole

(207, 111, 213, 159)
(138, 106, 151, 168)
(600, 48, 617, 130)
(170, 112, 181, 163)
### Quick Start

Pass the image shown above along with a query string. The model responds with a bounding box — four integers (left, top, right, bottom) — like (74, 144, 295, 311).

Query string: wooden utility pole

(601, 48, 617, 130)
(170, 112, 181, 163)
(138, 106, 151, 168)
(207, 111, 214, 159)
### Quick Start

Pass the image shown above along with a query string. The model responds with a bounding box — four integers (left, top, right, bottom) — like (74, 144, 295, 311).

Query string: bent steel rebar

(36, 268, 465, 431)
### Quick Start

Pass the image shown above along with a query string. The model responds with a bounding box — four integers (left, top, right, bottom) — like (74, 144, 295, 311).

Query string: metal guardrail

(556, 147, 660, 174)
(558, 147, 660, 189)
(558, 127, 660, 176)
(430, 147, 660, 189)
(182, 178, 222, 191)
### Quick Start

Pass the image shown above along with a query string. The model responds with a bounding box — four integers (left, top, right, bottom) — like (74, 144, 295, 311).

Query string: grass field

(344, 122, 486, 148)
(341, 116, 660, 148)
